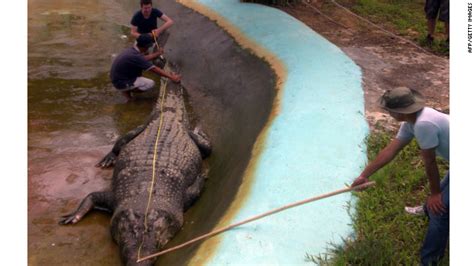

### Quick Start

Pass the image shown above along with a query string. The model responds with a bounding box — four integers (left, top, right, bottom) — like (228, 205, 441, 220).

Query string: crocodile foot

(96, 151, 117, 168)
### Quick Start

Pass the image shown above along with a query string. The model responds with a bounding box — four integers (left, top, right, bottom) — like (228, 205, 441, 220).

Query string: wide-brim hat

(136, 34, 154, 49)
(378, 87, 425, 114)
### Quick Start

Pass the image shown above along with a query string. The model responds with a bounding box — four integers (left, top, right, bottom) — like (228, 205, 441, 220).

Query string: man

(130, 0, 173, 39)
(110, 34, 181, 101)
(351, 87, 449, 265)
(424, 0, 449, 46)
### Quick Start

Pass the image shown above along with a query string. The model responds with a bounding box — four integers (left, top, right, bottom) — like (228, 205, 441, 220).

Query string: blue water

(193, 0, 369, 264)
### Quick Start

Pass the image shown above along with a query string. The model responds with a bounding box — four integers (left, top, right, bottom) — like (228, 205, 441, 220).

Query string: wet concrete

(28, 0, 275, 265)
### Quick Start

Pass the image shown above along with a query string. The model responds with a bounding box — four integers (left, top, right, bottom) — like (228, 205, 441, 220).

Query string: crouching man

(110, 34, 180, 101)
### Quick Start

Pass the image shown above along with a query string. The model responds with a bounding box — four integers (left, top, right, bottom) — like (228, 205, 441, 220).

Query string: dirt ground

(279, 1, 449, 132)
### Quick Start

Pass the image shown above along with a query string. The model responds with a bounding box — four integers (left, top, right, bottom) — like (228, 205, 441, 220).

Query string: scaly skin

(60, 71, 212, 266)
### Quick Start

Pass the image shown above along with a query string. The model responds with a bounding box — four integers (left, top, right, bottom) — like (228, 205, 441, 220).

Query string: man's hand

(169, 73, 181, 83)
(151, 29, 161, 39)
(426, 193, 446, 216)
(351, 176, 370, 191)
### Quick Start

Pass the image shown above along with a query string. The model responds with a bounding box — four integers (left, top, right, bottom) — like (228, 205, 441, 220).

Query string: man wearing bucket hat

(110, 34, 180, 101)
(351, 87, 449, 265)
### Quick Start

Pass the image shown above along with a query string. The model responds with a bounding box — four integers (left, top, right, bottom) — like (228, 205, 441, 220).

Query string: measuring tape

(137, 60, 169, 259)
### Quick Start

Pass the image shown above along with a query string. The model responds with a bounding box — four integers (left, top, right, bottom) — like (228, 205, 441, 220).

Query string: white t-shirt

(396, 107, 449, 161)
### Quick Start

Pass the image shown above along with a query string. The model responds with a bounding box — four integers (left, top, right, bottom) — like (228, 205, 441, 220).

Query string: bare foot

(121, 91, 132, 102)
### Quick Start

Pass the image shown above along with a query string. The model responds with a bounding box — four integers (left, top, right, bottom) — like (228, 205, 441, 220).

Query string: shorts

(117, 77, 155, 92)
(425, 0, 449, 22)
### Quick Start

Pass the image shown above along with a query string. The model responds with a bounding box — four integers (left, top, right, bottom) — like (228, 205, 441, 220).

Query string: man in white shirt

(352, 87, 449, 265)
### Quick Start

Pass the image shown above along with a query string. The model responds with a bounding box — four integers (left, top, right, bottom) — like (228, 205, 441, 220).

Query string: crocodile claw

(59, 213, 81, 225)
(96, 152, 117, 168)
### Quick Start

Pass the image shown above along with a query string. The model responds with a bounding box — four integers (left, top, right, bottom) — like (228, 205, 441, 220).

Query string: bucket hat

(136, 34, 154, 49)
(378, 87, 425, 114)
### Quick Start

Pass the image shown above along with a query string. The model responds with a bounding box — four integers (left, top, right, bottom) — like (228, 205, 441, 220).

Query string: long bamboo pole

(137, 181, 376, 263)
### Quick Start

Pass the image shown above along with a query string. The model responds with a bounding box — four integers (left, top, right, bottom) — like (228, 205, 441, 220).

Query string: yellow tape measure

(137, 77, 168, 259)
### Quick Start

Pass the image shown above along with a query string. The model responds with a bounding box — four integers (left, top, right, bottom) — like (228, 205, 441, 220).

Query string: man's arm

(130, 25, 140, 39)
(420, 148, 446, 215)
(143, 48, 164, 61)
(149, 66, 181, 83)
(351, 138, 409, 188)
(151, 15, 173, 37)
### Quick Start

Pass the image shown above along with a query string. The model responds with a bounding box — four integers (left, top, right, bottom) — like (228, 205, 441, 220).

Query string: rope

(302, 1, 351, 31)
(327, 0, 433, 55)
(303, 0, 437, 55)
(136, 181, 376, 263)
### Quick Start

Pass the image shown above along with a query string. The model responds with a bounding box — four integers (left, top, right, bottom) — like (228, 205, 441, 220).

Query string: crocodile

(59, 70, 212, 265)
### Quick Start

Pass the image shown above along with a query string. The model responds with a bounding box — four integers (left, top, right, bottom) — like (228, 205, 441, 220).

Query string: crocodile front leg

(96, 113, 157, 168)
(59, 191, 114, 225)
(188, 127, 212, 158)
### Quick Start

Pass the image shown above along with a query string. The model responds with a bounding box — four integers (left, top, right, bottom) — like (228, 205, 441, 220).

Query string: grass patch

(306, 130, 449, 265)
(336, 0, 449, 56)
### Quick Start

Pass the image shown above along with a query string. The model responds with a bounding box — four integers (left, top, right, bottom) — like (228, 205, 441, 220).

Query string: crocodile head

(111, 209, 179, 265)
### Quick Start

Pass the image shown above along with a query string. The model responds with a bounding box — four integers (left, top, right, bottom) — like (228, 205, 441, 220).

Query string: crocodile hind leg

(188, 127, 212, 158)
(59, 191, 114, 225)
(183, 172, 207, 211)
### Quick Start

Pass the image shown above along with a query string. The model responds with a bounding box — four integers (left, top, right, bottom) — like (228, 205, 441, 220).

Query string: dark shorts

(425, 0, 449, 22)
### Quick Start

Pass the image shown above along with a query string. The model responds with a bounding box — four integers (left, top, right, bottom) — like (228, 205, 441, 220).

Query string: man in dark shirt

(110, 34, 180, 101)
(130, 0, 173, 39)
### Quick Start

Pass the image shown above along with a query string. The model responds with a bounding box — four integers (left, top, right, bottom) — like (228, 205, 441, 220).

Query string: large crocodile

(60, 70, 212, 265)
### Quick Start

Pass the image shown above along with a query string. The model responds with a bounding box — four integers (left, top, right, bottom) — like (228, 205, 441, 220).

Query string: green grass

(306, 130, 449, 265)
(336, 0, 449, 56)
